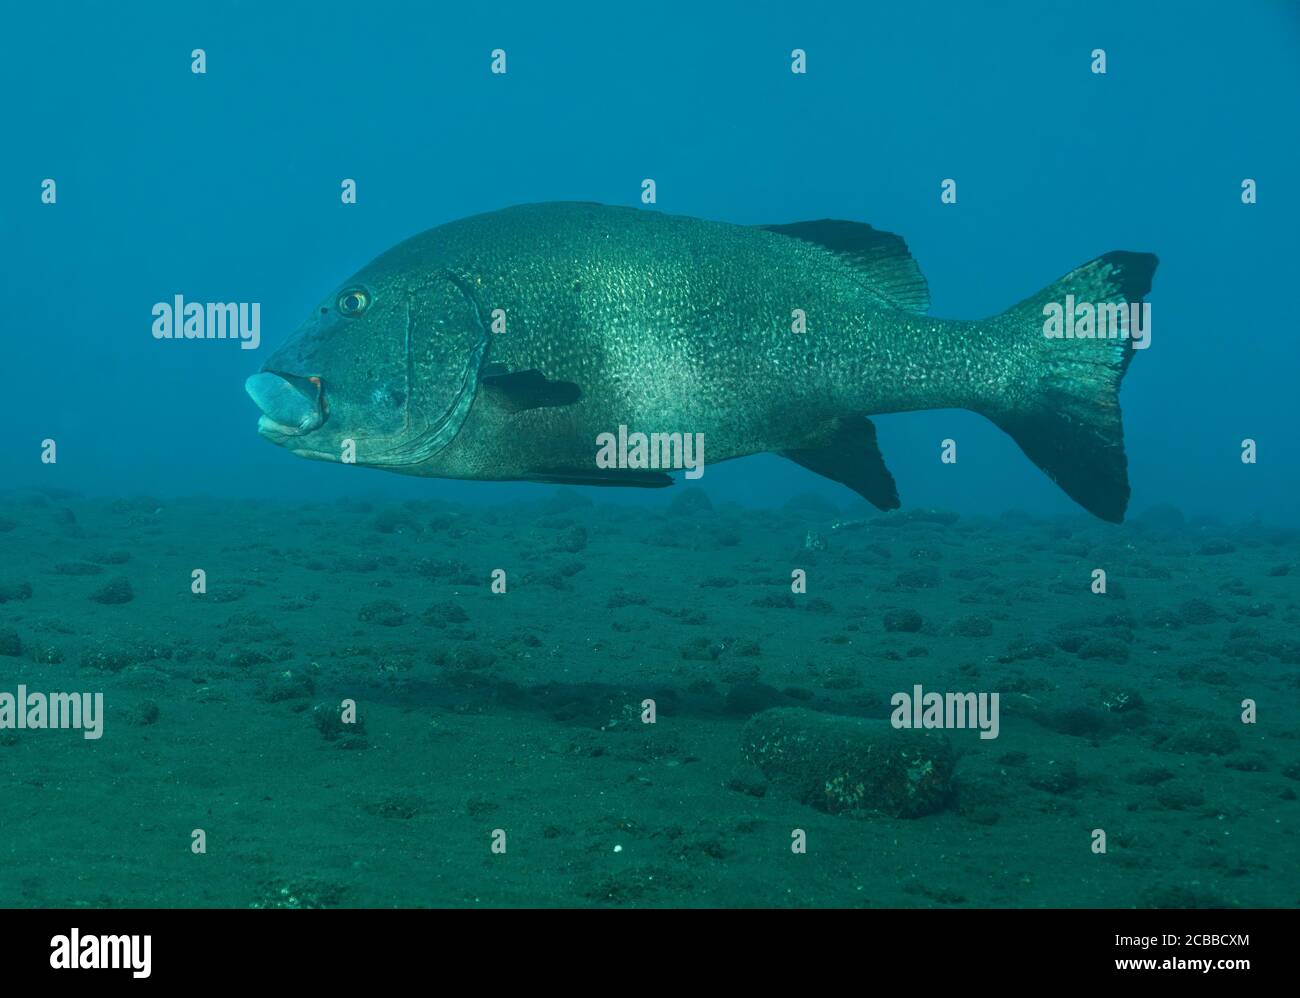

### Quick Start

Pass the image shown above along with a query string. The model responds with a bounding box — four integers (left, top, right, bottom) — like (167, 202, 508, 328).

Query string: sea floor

(0, 486, 1296, 908)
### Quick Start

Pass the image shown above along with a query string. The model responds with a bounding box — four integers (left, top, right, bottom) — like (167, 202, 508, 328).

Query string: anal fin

(780, 416, 900, 510)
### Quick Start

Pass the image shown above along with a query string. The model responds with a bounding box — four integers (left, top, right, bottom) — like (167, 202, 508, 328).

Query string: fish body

(247, 202, 1156, 521)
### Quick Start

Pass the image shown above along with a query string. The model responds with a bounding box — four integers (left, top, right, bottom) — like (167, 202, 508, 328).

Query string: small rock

(126, 701, 161, 727)
(1164, 722, 1241, 756)
(54, 562, 103, 576)
(312, 702, 367, 743)
(552, 525, 588, 553)
(742, 707, 953, 818)
(255, 671, 317, 703)
(357, 600, 407, 626)
(667, 488, 712, 516)
(951, 614, 993, 638)
(884, 608, 923, 633)
(89, 577, 134, 605)
(0, 581, 33, 603)
(0, 628, 22, 657)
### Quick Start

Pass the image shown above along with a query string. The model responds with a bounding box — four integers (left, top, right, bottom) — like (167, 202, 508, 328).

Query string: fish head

(247, 248, 488, 469)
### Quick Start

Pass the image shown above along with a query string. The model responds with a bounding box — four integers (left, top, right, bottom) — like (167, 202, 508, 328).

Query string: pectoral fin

(781, 416, 900, 510)
(481, 369, 582, 412)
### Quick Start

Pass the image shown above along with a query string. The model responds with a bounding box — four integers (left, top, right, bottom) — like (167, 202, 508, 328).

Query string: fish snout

(245, 371, 327, 435)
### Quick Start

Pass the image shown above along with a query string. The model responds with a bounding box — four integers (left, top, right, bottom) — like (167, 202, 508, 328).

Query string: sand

(0, 486, 1296, 908)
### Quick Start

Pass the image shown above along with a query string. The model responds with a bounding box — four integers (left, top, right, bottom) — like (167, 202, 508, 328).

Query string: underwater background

(1, 0, 1297, 908)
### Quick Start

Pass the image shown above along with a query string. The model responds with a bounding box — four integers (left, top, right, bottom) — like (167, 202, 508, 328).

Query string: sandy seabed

(0, 486, 1296, 908)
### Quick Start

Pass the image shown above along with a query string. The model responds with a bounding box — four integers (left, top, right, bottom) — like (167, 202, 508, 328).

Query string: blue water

(3, 2, 1300, 914)
(4, 0, 1297, 518)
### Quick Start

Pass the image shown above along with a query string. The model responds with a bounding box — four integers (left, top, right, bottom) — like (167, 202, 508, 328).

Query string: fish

(245, 202, 1156, 521)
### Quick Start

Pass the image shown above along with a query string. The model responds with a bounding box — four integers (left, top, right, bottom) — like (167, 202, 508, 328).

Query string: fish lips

(246, 370, 328, 438)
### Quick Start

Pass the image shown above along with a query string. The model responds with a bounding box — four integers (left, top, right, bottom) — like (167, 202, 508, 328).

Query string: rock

(884, 608, 923, 632)
(1040, 706, 1115, 738)
(54, 562, 103, 576)
(126, 701, 162, 726)
(89, 577, 133, 605)
(357, 599, 407, 626)
(436, 646, 495, 672)
(724, 762, 769, 798)
(552, 525, 588, 553)
(679, 636, 722, 662)
(88, 550, 132, 565)
(1100, 688, 1144, 714)
(0, 628, 21, 657)
(1155, 782, 1205, 810)
(81, 647, 135, 672)
(1223, 753, 1267, 772)
(372, 508, 422, 534)
(424, 600, 470, 625)
(1077, 635, 1130, 663)
(1177, 599, 1219, 625)
(895, 566, 941, 589)
(1139, 883, 1231, 909)
(28, 643, 64, 664)
(249, 879, 348, 909)
(1164, 722, 1241, 756)
(741, 707, 953, 818)
(1026, 759, 1080, 795)
(951, 614, 993, 638)
(312, 702, 367, 743)
(1126, 766, 1175, 786)
(0, 581, 33, 604)
(723, 680, 783, 715)
(950, 564, 994, 580)
(255, 670, 317, 703)
(998, 638, 1053, 662)
(667, 487, 712, 516)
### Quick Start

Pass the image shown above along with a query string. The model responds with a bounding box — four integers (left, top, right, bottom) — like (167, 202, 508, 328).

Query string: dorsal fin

(760, 219, 930, 314)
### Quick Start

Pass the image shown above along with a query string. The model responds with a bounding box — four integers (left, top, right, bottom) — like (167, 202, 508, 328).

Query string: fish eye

(337, 289, 370, 317)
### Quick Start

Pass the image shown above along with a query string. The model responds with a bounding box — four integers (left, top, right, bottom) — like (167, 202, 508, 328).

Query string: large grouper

(245, 202, 1155, 521)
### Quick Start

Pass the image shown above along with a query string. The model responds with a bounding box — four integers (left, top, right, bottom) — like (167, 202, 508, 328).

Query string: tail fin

(985, 251, 1157, 523)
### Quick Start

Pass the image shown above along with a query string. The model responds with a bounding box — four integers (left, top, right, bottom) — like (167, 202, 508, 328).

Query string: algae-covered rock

(742, 707, 953, 818)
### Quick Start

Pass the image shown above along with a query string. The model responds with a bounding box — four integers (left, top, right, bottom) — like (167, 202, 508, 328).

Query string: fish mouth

(246, 371, 328, 437)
